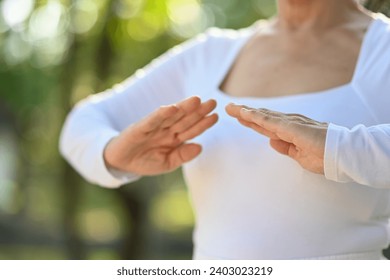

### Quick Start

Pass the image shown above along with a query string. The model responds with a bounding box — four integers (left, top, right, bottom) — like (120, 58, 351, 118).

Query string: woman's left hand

(226, 103, 329, 174)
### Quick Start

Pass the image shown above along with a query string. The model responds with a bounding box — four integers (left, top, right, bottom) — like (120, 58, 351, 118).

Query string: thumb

(169, 143, 202, 168)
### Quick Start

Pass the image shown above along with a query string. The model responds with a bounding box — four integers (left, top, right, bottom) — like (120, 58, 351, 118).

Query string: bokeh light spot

(69, 0, 99, 34)
(150, 189, 194, 233)
(127, 12, 164, 41)
(3, 32, 32, 65)
(114, 0, 144, 19)
(1, 0, 35, 29)
(167, 0, 211, 38)
(79, 208, 121, 243)
(28, 0, 65, 40)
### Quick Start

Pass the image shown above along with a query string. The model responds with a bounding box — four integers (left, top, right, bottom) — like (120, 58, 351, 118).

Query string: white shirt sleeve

(59, 34, 207, 188)
(324, 123, 390, 189)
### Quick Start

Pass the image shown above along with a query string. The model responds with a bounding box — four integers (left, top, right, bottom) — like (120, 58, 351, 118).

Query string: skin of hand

(103, 96, 218, 175)
(226, 103, 329, 174)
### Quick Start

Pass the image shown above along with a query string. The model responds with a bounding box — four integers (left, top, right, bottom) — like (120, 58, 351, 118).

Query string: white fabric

(59, 14, 390, 259)
(194, 249, 385, 260)
(325, 123, 390, 188)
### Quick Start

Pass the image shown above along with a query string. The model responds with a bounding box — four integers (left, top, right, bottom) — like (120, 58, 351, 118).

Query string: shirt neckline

(214, 16, 380, 102)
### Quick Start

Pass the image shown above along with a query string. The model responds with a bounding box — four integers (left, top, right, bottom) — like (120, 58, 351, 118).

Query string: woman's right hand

(103, 96, 218, 175)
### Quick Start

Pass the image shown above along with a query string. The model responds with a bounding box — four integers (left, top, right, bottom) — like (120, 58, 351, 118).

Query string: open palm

(104, 96, 218, 175)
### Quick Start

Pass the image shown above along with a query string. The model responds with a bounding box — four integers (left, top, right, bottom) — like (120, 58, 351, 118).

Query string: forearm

(59, 103, 141, 188)
(324, 123, 390, 188)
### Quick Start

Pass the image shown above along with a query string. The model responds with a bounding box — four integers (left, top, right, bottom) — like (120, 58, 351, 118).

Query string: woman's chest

(219, 38, 360, 98)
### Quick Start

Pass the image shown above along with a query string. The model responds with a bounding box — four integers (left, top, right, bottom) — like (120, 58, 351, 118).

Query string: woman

(60, 0, 390, 259)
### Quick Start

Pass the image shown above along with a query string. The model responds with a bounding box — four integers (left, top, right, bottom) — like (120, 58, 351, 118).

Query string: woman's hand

(104, 96, 218, 175)
(226, 104, 328, 174)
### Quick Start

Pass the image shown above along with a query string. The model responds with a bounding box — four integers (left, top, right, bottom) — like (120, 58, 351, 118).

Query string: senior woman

(60, 0, 390, 259)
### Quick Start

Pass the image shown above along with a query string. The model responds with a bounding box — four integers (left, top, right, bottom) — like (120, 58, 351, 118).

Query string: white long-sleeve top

(325, 124, 390, 188)
(60, 14, 390, 259)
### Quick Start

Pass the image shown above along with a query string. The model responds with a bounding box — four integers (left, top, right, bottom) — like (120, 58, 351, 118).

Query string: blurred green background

(0, 0, 389, 260)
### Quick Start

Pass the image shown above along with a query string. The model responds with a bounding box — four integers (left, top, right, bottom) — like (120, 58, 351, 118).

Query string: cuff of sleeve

(91, 131, 141, 188)
(324, 123, 344, 182)
(108, 167, 142, 183)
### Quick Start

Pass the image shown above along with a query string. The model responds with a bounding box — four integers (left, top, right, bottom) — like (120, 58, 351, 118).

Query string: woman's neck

(276, 0, 363, 31)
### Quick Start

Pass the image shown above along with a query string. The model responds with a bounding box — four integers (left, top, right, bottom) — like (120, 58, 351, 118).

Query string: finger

(288, 145, 299, 160)
(170, 99, 217, 133)
(256, 108, 286, 117)
(285, 113, 319, 125)
(240, 108, 297, 143)
(269, 139, 292, 155)
(178, 96, 202, 112)
(161, 96, 202, 128)
(240, 108, 282, 126)
(169, 143, 202, 168)
(237, 119, 279, 139)
(227, 104, 281, 139)
(237, 118, 255, 128)
(133, 105, 179, 135)
(178, 113, 218, 142)
(161, 106, 185, 128)
(229, 105, 304, 144)
(227, 104, 286, 133)
(270, 139, 300, 162)
(225, 103, 253, 118)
